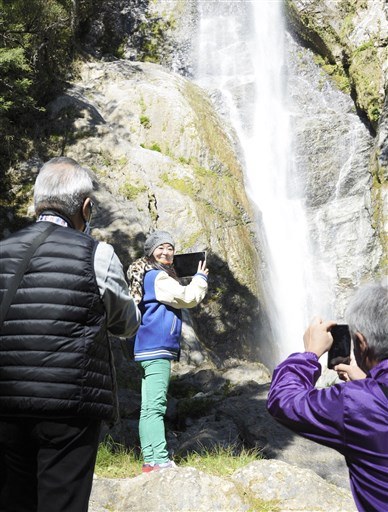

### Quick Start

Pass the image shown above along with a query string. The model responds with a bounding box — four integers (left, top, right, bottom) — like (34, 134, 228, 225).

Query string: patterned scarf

(127, 257, 153, 304)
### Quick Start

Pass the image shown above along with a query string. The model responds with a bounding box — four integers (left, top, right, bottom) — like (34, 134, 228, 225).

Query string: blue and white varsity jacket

(133, 269, 208, 361)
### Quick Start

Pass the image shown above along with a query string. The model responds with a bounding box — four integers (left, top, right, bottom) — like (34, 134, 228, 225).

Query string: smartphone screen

(173, 251, 206, 278)
(327, 324, 351, 369)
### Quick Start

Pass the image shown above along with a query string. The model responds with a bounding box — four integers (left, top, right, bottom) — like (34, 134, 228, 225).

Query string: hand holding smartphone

(173, 251, 206, 278)
(328, 324, 351, 369)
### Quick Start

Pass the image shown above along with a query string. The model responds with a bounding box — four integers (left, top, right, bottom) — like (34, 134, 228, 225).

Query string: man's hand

(303, 317, 336, 358)
(334, 362, 367, 381)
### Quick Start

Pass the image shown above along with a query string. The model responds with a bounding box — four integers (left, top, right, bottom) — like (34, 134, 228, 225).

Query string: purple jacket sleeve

(266, 352, 347, 454)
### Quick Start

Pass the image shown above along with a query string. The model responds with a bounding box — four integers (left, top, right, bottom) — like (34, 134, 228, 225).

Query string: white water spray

(194, 1, 315, 364)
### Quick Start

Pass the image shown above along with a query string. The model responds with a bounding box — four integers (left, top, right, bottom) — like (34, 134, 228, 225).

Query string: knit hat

(144, 230, 175, 257)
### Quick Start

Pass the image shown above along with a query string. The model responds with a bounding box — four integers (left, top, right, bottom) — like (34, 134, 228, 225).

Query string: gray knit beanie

(144, 230, 175, 257)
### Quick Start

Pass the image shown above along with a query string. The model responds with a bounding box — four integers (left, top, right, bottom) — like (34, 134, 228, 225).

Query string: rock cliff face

(43, 59, 268, 364)
(77, 0, 197, 75)
(285, 0, 387, 129)
(285, 35, 382, 318)
(280, 0, 387, 321)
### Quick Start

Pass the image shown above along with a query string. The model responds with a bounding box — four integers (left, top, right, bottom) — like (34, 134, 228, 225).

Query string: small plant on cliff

(140, 115, 151, 129)
(140, 142, 162, 153)
(119, 181, 147, 201)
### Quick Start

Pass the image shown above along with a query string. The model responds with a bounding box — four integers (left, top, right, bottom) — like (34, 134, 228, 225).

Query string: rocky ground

(92, 345, 356, 512)
(89, 461, 356, 512)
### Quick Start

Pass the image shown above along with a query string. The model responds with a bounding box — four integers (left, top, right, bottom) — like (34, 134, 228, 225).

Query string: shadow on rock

(189, 252, 277, 368)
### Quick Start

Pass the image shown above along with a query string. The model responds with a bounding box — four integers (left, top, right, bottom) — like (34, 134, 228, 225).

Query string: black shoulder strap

(0, 223, 56, 327)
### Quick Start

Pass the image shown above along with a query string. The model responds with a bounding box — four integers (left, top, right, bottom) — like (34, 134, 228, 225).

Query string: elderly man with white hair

(267, 282, 388, 512)
(0, 157, 140, 512)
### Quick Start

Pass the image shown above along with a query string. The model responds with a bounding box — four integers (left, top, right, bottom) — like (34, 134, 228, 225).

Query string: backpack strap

(0, 223, 56, 328)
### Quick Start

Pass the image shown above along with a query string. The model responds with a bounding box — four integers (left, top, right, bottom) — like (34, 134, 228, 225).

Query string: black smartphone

(328, 324, 351, 369)
(173, 251, 206, 278)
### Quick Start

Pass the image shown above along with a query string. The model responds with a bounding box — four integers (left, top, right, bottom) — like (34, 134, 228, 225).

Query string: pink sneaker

(142, 463, 155, 473)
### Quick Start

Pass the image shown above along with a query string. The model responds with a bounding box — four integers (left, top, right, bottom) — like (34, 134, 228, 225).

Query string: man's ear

(354, 331, 368, 351)
(82, 197, 91, 221)
(355, 331, 376, 370)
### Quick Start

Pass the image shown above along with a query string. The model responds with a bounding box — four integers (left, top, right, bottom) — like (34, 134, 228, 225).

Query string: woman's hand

(197, 260, 209, 276)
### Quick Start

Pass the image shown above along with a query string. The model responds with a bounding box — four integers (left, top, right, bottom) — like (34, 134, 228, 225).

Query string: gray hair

(345, 282, 388, 362)
(34, 157, 94, 217)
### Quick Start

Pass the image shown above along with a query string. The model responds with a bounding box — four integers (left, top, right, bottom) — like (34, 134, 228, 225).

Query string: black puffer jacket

(0, 221, 117, 421)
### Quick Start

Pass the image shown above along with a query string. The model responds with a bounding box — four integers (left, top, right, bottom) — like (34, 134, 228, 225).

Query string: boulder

(89, 461, 356, 512)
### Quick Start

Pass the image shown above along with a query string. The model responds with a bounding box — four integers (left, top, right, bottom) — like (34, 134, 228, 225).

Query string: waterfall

(193, 0, 315, 364)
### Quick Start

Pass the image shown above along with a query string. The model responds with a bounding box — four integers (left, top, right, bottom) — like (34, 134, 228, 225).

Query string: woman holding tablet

(127, 231, 208, 472)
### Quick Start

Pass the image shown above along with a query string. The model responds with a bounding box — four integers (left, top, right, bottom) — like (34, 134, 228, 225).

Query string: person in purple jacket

(127, 231, 208, 473)
(267, 282, 388, 512)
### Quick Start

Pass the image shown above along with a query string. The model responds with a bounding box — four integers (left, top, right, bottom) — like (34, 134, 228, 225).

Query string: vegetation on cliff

(0, 0, 122, 233)
(0, 0, 136, 172)
(285, 0, 386, 131)
(2, 1, 76, 168)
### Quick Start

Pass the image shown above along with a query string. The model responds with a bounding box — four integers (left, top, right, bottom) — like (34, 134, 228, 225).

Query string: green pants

(138, 359, 171, 464)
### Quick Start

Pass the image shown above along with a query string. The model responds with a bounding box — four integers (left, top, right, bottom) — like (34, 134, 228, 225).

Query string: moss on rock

(349, 43, 382, 124)
(370, 150, 388, 276)
(285, 0, 386, 128)
(313, 55, 350, 93)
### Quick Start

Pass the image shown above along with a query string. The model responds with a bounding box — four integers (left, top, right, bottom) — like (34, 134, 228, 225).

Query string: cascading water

(193, 0, 316, 365)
